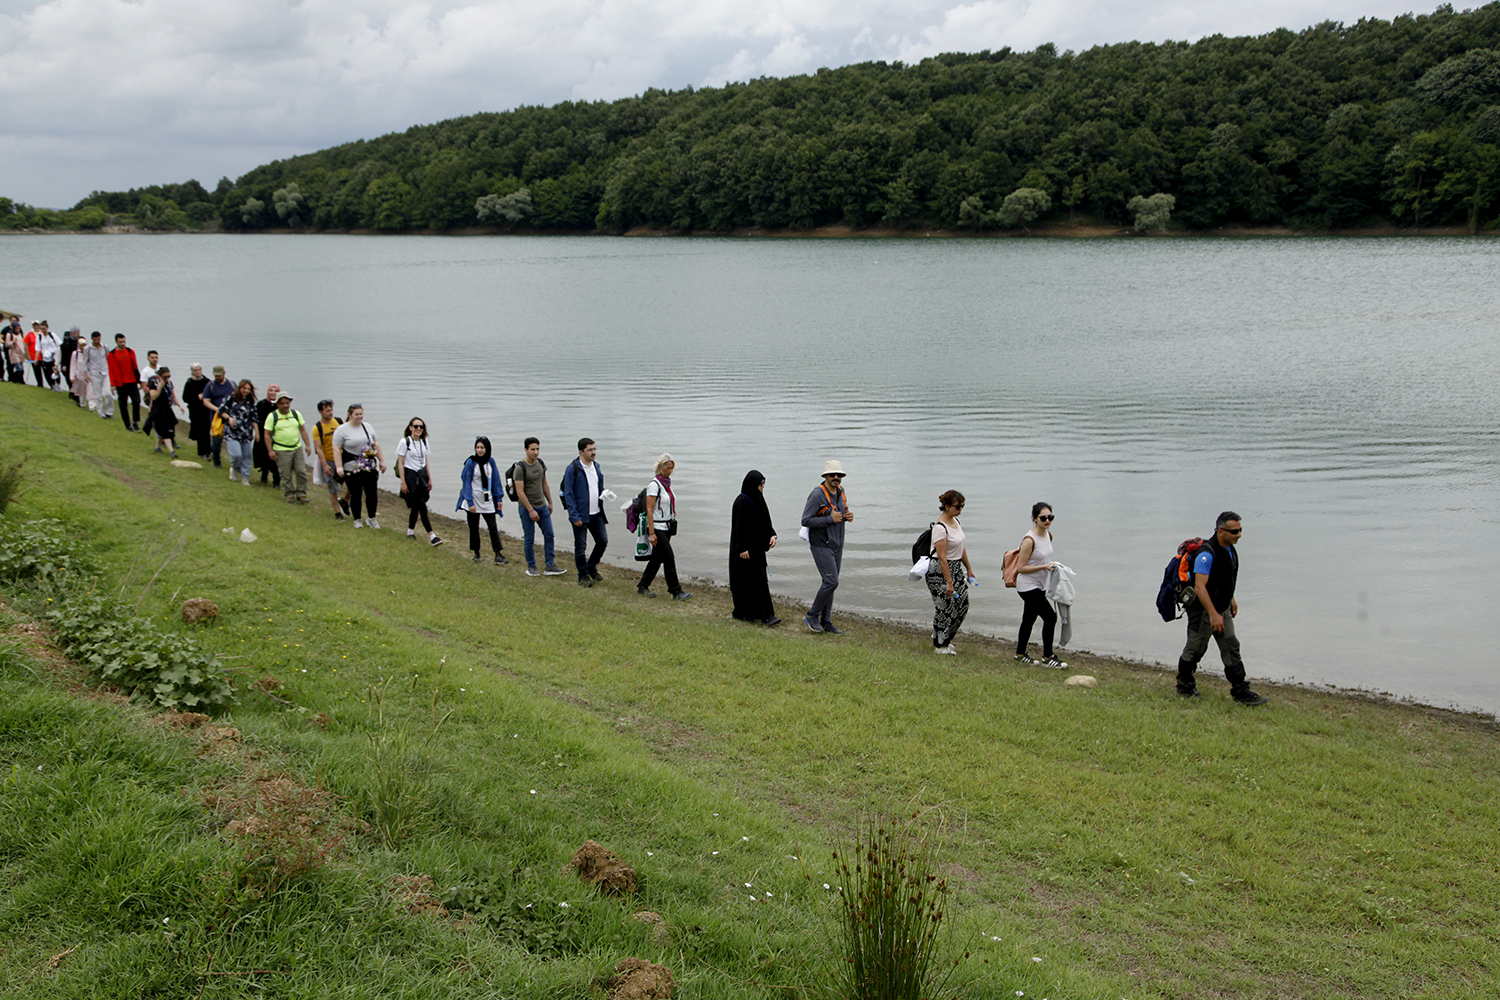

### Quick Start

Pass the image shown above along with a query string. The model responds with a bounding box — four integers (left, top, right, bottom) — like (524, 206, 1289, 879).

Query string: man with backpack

(513, 437, 564, 576)
(800, 460, 854, 634)
(1176, 511, 1267, 706)
(262, 391, 313, 504)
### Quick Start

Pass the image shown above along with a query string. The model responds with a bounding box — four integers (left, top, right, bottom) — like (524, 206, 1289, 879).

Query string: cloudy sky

(2, 0, 1432, 207)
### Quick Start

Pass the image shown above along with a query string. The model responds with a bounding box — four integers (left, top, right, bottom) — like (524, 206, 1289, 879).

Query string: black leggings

(404, 472, 432, 532)
(1016, 589, 1057, 657)
(346, 470, 379, 519)
(468, 511, 501, 554)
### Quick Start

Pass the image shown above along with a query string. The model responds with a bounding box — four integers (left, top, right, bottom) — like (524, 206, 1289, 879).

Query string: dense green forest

(7, 3, 1500, 234)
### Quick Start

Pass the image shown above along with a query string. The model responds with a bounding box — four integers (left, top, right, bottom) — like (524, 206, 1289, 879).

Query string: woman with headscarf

(456, 436, 507, 564)
(729, 469, 779, 625)
(182, 363, 212, 459)
(254, 383, 282, 487)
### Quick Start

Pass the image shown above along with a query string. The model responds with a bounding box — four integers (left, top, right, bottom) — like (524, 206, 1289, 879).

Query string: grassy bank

(2, 382, 1497, 999)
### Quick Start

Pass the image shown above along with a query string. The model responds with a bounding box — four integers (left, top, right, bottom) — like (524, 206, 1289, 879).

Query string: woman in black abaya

(729, 469, 780, 625)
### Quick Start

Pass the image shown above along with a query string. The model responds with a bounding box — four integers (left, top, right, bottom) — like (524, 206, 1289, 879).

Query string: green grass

(1, 381, 1498, 999)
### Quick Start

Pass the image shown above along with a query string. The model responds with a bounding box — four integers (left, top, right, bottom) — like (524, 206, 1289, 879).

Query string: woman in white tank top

(1014, 502, 1066, 668)
(925, 489, 975, 653)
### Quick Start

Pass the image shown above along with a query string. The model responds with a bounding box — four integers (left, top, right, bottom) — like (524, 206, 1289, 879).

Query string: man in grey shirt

(516, 436, 565, 576)
(801, 460, 854, 634)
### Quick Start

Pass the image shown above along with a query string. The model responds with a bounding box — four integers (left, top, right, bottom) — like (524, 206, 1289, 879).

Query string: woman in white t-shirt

(455, 436, 507, 564)
(926, 489, 974, 654)
(396, 417, 441, 546)
(1014, 501, 1066, 668)
(635, 454, 690, 600)
(331, 405, 386, 528)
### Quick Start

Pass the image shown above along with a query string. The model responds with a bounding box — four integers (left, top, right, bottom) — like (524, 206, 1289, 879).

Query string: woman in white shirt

(1014, 501, 1066, 668)
(455, 436, 507, 564)
(396, 417, 441, 546)
(635, 453, 690, 600)
(331, 405, 386, 528)
(926, 489, 974, 654)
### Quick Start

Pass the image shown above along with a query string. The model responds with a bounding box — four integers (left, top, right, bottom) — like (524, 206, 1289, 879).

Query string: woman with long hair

(147, 365, 182, 458)
(396, 416, 441, 546)
(456, 436, 507, 563)
(1014, 501, 1067, 668)
(729, 469, 779, 624)
(219, 379, 259, 484)
(332, 405, 386, 528)
(926, 489, 974, 654)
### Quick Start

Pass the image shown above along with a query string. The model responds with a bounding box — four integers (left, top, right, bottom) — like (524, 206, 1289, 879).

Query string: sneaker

(367, 518, 381, 529)
(589, 569, 604, 582)
(803, 616, 824, 633)
(429, 535, 443, 546)
(334, 513, 345, 522)
(494, 553, 508, 564)
(637, 586, 657, 598)
(353, 520, 365, 529)
(338, 497, 351, 516)
(285, 496, 298, 504)
(1177, 688, 1201, 699)
(525, 567, 542, 577)
(152, 446, 163, 453)
(407, 529, 417, 538)
(579, 578, 594, 588)
(1014, 653, 1040, 665)
(471, 553, 481, 562)
(821, 622, 843, 634)
(762, 616, 782, 627)
(1042, 655, 1068, 669)
(672, 591, 692, 601)
(543, 565, 566, 576)
(296, 496, 310, 504)
(228, 468, 237, 481)
(1233, 690, 1268, 707)
(242, 478, 250, 486)
(934, 645, 957, 655)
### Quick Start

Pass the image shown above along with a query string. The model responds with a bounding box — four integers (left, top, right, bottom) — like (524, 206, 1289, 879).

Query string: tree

(475, 188, 533, 224)
(995, 187, 1050, 232)
(273, 183, 305, 226)
(1127, 192, 1176, 232)
(240, 197, 266, 227)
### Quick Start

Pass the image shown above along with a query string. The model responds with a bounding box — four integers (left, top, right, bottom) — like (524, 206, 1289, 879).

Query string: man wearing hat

(262, 391, 313, 503)
(801, 460, 855, 633)
(200, 365, 234, 467)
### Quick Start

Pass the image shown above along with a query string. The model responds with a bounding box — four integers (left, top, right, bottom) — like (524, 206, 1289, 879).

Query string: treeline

(14, 2, 1500, 234)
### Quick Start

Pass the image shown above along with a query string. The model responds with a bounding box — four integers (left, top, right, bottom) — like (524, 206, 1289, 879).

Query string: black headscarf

(473, 437, 493, 490)
(732, 469, 775, 552)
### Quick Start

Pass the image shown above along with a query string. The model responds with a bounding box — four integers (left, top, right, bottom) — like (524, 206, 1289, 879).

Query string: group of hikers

(5, 315, 1265, 706)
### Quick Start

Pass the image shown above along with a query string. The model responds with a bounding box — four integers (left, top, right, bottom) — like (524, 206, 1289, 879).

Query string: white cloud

(0, 0, 1439, 206)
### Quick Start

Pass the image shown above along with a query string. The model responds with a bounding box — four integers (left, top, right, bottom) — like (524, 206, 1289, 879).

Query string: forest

(7, 3, 1500, 234)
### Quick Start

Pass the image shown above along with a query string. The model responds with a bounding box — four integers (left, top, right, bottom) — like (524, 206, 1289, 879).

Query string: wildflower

(742, 836, 749, 841)
(529, 789, 536, 795)
(646, 851, 654, 856)
(558, 902, 570, 908)
(823, 883, 831, 890)
(712, 851, 719, 855)
(745, 883, 752, 888)
(1032, 957, 1042, 963)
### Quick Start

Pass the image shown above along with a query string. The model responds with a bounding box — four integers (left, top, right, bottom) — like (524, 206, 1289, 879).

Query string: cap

(212, 365, 225, 375)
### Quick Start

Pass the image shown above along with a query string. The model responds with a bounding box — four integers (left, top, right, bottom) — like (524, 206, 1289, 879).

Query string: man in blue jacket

(561, 438, 608, 587)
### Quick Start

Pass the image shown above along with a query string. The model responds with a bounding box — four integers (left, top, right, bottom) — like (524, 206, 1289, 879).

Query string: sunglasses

(1038, 514, 1055, 522)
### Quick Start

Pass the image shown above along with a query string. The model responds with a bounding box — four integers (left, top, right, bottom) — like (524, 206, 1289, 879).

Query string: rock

(607, 958, 674, 1000)
(567, 840, 639, 896)
(239, 528, 257, 543)
(182, 598, 219, 624)
(170, 459, 203, 469)
(1064, 675, 1097, 687)
(631, 911, 672, 945)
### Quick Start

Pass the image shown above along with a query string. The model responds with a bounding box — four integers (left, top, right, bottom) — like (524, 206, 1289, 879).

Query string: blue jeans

(225, 437, 254, 482)
(521, 504, 556, 569)
(571, 513, 608, 579)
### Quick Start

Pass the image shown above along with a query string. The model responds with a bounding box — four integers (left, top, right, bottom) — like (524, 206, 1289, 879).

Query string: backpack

(504, 461, 523, 503)
(1155, 537, 1207, 622)
(623, 487, 648, 533)
(911, 522, 936, 563)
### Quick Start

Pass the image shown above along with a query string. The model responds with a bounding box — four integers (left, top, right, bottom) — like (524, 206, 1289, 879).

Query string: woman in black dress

(254, 383, 281, 487)
(148, 366, 181, 458)
(729, 469, 779, 625)
(181, 363, 212, 458)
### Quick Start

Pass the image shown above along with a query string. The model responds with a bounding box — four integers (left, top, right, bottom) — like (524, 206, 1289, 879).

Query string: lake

(3, 233, 1497, 715)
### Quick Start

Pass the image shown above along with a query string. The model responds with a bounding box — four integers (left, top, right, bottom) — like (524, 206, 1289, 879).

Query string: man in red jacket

(106, 333, 142, 431)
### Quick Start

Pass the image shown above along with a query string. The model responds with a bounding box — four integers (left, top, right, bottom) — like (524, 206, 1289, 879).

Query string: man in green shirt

(263, 391, 313, 504)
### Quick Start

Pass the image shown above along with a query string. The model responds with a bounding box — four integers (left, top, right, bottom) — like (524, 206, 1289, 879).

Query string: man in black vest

(1176, 511, 1267, 706)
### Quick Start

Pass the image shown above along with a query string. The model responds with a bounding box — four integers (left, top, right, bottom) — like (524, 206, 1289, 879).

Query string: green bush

(0, 455, 25, 516)
(44, 595, 236, 713)
(0, 517, 92, 584)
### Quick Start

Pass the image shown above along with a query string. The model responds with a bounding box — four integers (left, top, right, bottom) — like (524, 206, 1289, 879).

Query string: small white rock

(1063, 675, 1097, 687)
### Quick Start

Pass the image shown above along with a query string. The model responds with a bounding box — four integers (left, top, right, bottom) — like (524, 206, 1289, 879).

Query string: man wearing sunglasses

(1176, 511, 1267, 706)
(801, 460, 854, 634)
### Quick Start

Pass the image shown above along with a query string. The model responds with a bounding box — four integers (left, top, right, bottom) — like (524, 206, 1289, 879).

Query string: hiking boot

(1014, 653, 1040, 665)
(1177, 687, 1200, 698)
(471, 553, 481, 562)
(803, 616, 824, 633)
(543, 565, 566, 576)
(578, 578, 594, 588)
(671, 591, 692, 601)
(525, 567, 541, 577)
(589, 569, 604, 582)
(493, 554, 507, 564)
(637, 586, 657, 598)
(1042, 655, 1068, 669)
(1233, 690, 1268, 707)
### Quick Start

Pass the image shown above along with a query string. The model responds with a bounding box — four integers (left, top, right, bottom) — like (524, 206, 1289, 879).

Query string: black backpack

(503, 461, 523, 503)
(1155, 537, 1207, 622)
(912, 522, 936, 563)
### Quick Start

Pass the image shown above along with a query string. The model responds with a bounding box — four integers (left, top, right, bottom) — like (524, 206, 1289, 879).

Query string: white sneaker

(934, 646, 957, 655)
(353, 520, 365, 529)
(229, 468, 237, 481)
(367, 517, 381, 529)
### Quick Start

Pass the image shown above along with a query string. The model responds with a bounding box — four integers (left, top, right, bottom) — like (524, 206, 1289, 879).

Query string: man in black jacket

(1175, 511, 1267, 706)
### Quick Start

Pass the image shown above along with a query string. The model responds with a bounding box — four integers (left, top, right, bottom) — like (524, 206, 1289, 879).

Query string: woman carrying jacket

(1014, 501, 1067, 669)
(396, 416, 441, 546)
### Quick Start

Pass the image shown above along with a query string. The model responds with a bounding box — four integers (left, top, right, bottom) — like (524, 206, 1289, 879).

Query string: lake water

(3, 234, 1497, 715)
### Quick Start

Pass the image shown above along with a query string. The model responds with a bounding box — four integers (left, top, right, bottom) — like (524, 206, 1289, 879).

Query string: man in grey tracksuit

(801, 459, 853, 634)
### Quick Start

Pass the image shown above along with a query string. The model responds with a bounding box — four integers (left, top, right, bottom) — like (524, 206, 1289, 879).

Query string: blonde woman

(636, 453, 690, 600)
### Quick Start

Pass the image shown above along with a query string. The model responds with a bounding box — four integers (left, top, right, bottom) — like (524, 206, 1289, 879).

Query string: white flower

(529, 790, 537, 795)
(646, 851, 654, 856)
(745, 883, 753, 888)
(823, 883, 831, 890)
(1032, 956, 1042, 962)
(742, 836, 749, 841)
(765, 891, 772, 898)
(990, 935, 1002, 941)
(712, 851, 719, 855)
(558, 901, 570, 908)
(162, 918, 170, 924)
